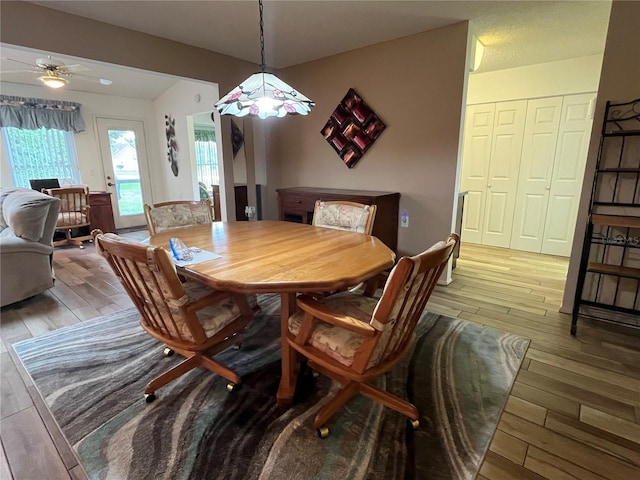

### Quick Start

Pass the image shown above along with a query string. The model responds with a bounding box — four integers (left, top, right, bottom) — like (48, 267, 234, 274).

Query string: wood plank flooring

(1, 237, 638, 479)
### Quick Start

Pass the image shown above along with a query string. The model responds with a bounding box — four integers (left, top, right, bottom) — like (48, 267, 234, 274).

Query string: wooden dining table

(147, 220, 396, 404)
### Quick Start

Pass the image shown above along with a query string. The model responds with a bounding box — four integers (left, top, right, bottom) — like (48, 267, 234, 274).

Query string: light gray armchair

(0, 188, 61, 307)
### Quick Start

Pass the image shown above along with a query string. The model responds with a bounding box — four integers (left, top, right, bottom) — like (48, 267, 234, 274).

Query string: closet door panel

(542, 93, 595, 256)
(481, 100, 527, 248)
(510, 97, 563, 252)
(461, 104, 495, 244)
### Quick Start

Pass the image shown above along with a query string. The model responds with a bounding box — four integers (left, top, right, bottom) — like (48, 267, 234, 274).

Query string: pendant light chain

(259, 0, 266, 72)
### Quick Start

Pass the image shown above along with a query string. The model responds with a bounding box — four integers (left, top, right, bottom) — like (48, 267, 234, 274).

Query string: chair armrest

(296, 295, 376, 337)
(184, 290, 231, 313)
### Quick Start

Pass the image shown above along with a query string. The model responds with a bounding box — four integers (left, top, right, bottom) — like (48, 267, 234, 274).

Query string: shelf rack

(571, 98, 640, 335)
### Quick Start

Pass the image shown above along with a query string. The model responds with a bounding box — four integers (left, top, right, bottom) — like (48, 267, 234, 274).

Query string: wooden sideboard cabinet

(277, 187, 400, 252)
(88, 191, 116, 233)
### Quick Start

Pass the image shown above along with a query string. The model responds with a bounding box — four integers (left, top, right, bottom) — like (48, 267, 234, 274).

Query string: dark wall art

(165, 114, 179, 177)
(321, 88, 386, 168)
(231, 119, 244, 158)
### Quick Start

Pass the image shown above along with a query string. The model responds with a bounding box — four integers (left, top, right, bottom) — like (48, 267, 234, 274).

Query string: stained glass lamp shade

(215, 72, 314, 119)
(214, 0, 314, 119)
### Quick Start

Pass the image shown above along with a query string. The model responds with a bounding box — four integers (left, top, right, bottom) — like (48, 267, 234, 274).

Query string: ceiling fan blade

(0, 68, 39, 74)
(1, 57, 38, 68)
(72, 72, 112, 85)
(61, 63, 91, 73)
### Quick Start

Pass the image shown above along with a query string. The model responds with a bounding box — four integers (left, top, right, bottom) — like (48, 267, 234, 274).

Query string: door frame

(95, 117, 153, 229)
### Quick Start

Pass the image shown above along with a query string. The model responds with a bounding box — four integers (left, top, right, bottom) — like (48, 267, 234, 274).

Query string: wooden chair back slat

(93, 232, 208, 348)
(43, 186, 92, 247)
(371, 234, 458, 366)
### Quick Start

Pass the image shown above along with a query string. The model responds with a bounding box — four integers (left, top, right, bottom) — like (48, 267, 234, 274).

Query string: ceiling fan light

(39, 74, 68, 89)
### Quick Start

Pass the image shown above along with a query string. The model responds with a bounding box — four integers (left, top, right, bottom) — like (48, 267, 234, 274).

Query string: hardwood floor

(1, 237, 638, 479)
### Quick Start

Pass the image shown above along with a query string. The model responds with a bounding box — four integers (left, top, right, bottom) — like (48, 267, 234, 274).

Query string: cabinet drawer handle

(295, 200, 302, 203)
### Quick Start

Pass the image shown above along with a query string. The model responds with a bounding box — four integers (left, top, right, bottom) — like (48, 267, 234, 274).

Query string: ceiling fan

(0, 55, 112, 89)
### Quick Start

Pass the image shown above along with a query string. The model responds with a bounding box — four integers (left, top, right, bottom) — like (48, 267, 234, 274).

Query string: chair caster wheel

(163, 347, 174, 357)
(409, 419, 420, 430)
(144, 393, 156, 403)
(317, 426, 329, 438)
(226, 383, 239, 392)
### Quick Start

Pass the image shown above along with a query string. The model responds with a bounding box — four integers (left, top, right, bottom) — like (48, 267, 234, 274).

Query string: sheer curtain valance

(0, 95, 85, 133)
(194, 129, 215, 142)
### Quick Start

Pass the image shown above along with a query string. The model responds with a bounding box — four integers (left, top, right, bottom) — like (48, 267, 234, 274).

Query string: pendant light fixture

(214, 0, 314, 119)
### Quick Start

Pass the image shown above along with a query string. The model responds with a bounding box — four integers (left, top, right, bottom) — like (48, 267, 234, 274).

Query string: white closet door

(482, 100, 527, 248)
(460, 103, 495, 244)
(510, 97, 563, 252)
(541, 93, 595, 256)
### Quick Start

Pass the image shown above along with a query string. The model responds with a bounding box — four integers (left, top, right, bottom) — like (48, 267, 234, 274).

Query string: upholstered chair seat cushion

(288, 291, 377, 367)
(181, 281, 244, 338)
(160, 281, 258, 341)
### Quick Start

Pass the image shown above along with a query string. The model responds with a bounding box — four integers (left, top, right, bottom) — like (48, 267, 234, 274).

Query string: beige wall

(267, 23, 470, 257)
(561, 0, 640, 313)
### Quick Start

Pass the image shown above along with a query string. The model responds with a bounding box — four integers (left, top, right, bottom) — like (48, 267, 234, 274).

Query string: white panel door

(460, 103, 495, 244)
(510, 97, 563, 252)
(481, 100, 527, 248)
(541, 93, 595, 256)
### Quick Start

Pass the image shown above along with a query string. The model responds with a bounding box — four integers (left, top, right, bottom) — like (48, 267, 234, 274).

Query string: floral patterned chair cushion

(148, 202, 213, 233)
(313, 201, 373, 234)
(288, 291, 378, 367)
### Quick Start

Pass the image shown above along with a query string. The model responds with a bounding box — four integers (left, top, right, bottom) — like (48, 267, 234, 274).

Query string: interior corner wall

(152, 79, 220, 202)
(561, 0, 640, 314)
(467, 55, 604, 105)
(267, 22, 469, 256)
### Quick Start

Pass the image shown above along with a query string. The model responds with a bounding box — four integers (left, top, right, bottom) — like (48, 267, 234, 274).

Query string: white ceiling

(1, 0, 612, 100)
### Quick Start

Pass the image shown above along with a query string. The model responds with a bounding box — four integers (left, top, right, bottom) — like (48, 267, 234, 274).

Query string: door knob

(545, 186, 550, 190)
(107, 182, 114, 187)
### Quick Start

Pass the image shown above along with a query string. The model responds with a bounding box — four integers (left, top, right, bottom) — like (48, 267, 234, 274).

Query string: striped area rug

(14, 294, 528, 479)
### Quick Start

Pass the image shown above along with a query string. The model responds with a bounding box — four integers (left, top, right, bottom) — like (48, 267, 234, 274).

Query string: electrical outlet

(400, 210, 409, 228)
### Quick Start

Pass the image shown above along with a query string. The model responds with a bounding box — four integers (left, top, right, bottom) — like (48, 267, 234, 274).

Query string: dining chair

(285, 233, 459, 437)
(93, 230, 256, 401)
(144, 200, 214, 235)
(43, 186, 92, 248)
(312, 200, 377, 235)
(311, 200, 379, 297)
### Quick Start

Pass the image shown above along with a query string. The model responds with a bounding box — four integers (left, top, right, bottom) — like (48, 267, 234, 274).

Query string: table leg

(276, 292, 298, 406)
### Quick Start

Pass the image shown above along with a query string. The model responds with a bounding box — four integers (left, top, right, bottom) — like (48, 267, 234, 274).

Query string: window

(2, 127, 81, 188)
(194, 128, 219, 199)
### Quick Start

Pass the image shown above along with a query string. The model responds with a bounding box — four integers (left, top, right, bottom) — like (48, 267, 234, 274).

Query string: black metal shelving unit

(571, 98, 640, 335)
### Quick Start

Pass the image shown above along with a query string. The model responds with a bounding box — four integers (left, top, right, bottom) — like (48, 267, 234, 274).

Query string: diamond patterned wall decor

(321, 88, 386, 168)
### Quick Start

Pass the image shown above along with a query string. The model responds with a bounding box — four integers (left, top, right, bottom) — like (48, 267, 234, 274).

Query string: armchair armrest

(184, 290, 231, 313)
(296, 295, 376, 337)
